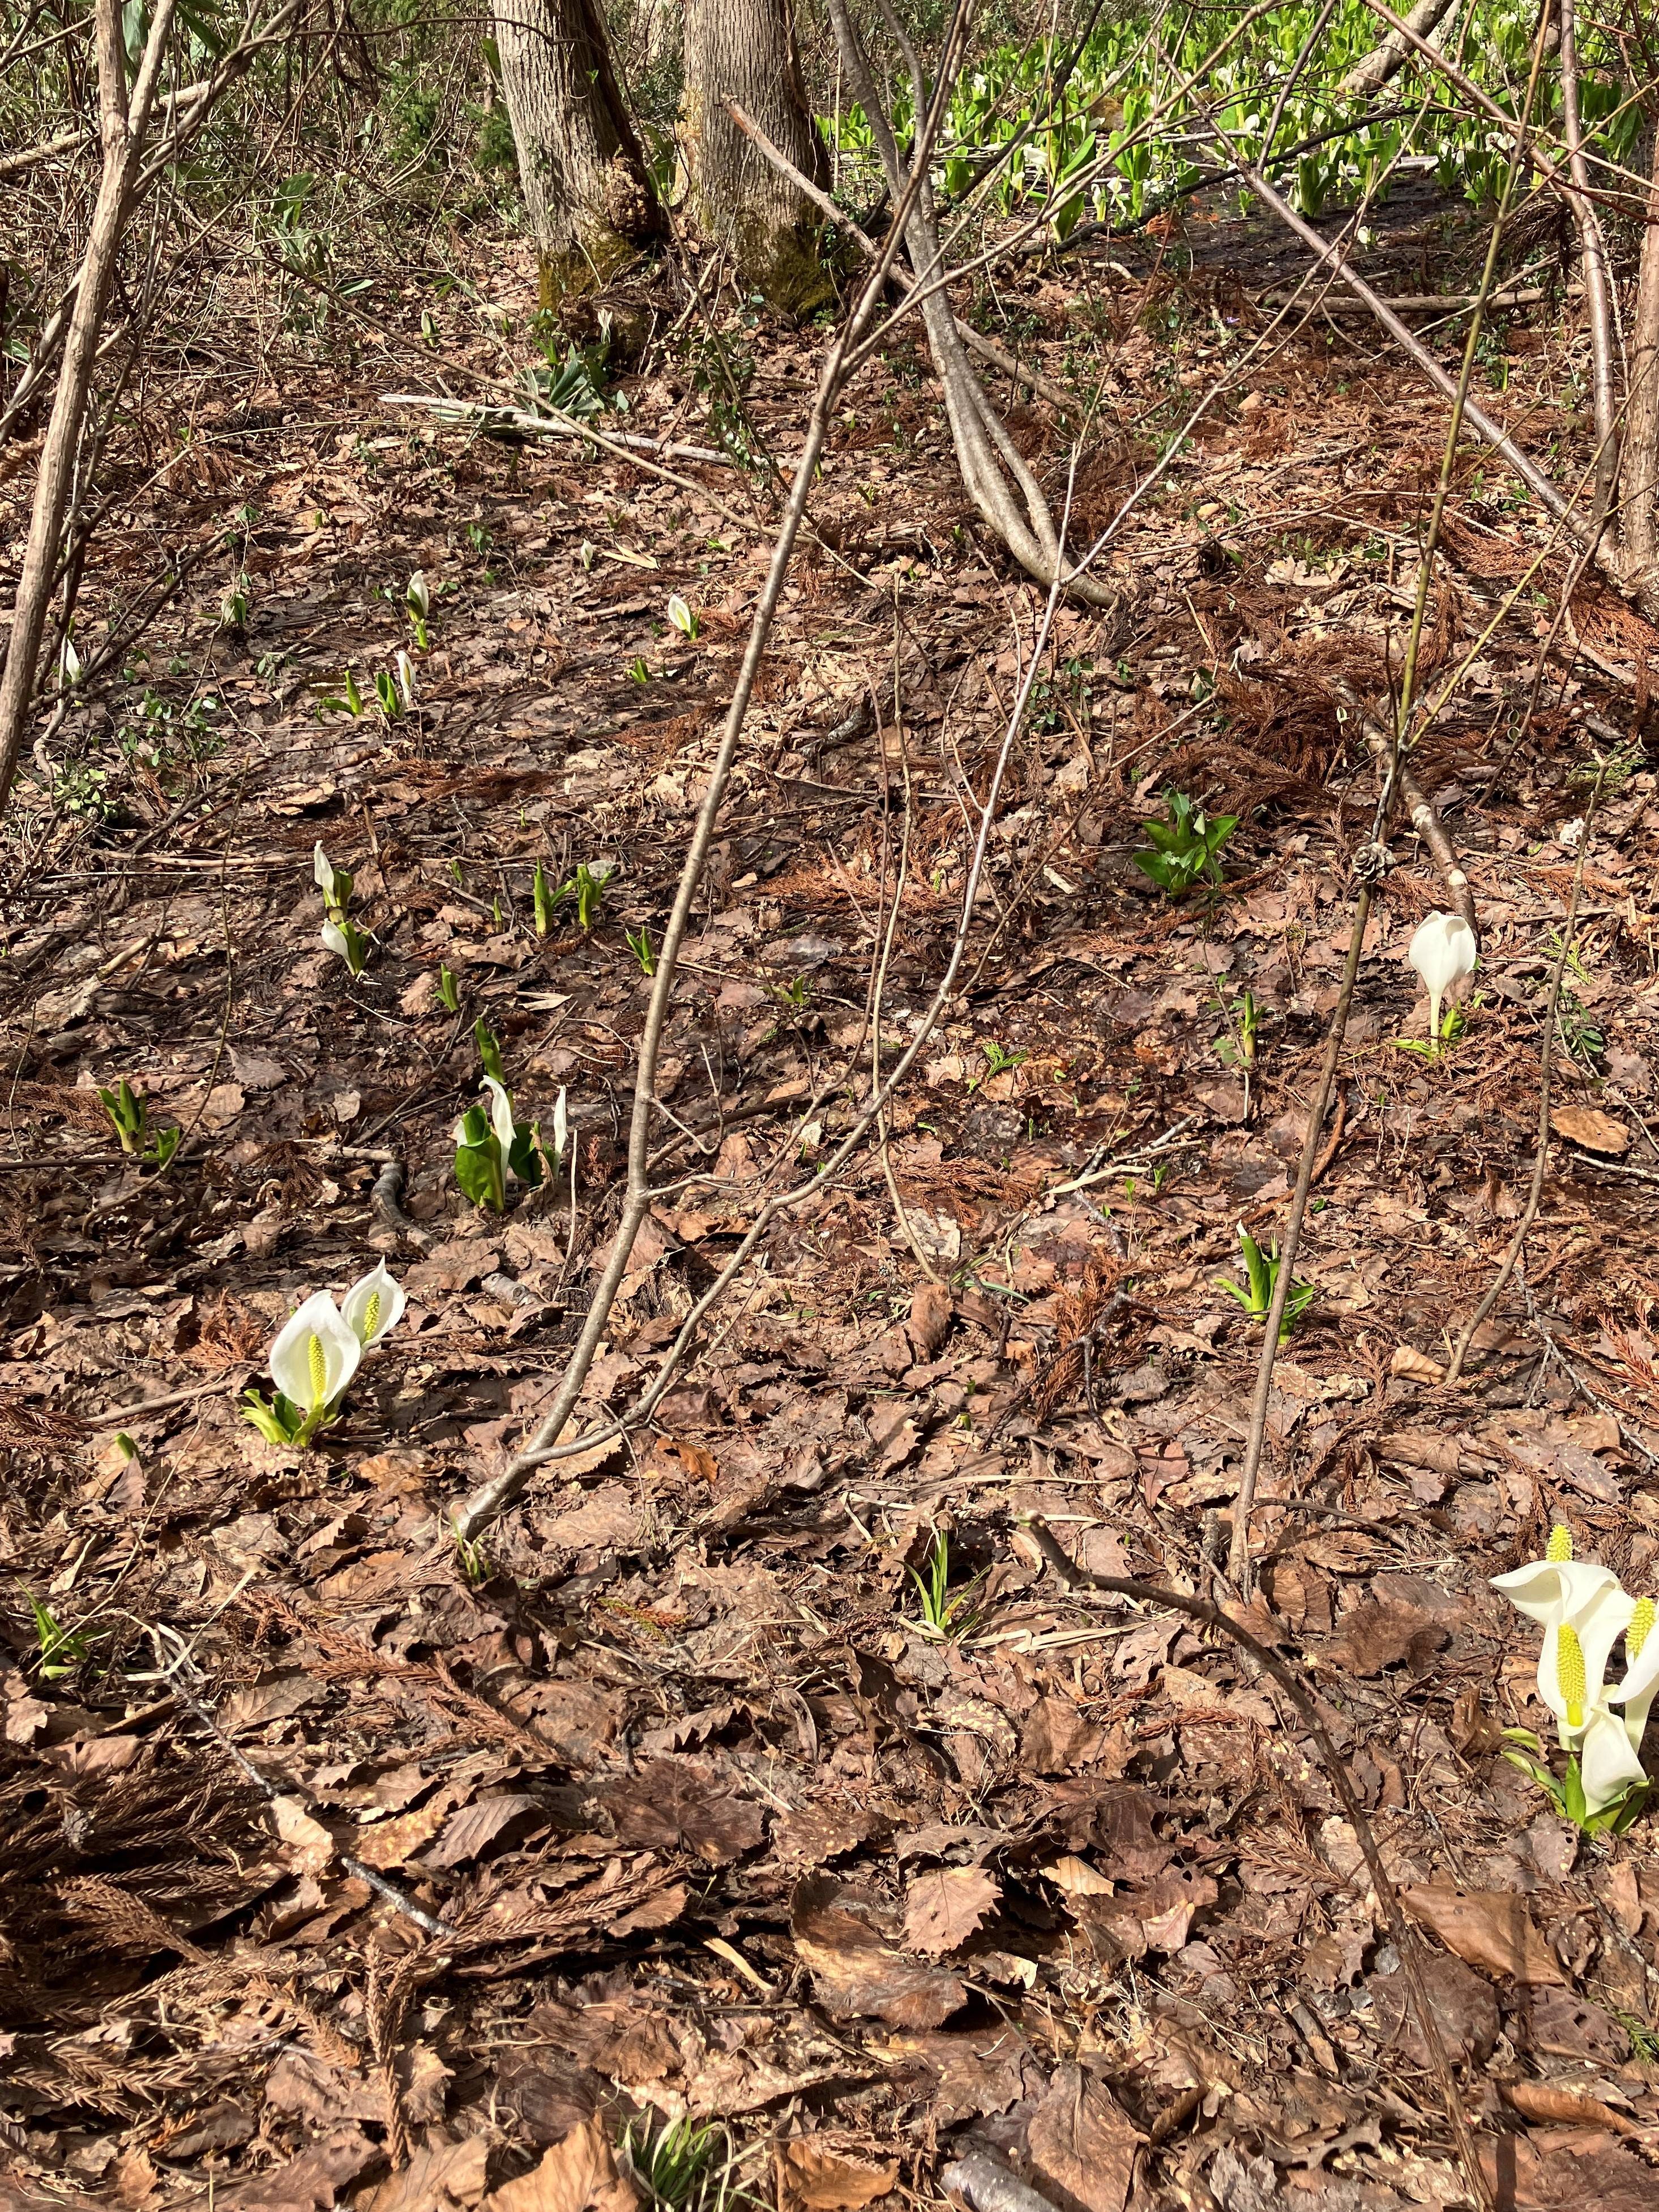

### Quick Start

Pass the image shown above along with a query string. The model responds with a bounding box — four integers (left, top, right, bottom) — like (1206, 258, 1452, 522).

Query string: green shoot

(1502, 1728, 1648, 1839)
(627, 656, 651, 686)
(452, 1525, 490, 1585)
(20, 1586, 91, 1680)
(219, 574, 250, 632)
(373, 669, 402, 723)
(533, 859, 555, 938)
(980, 1039, 1027, 1079)
(474, 1019, 506, 1083)
(618, 2110, 751, 2212)
(627, 925, 656, 975)
(1395, 996, 1470, 1064)
(1215, 989, 1259, 1069)
(321, 668, 367, 718)
(96, 1079, 179, 1166)
(546, 862, 612, 930)
(438, 965, 460, 1012)
(909, 1531, 982, 1641)
(405, 570, 431, 651)
(1133, 788, 1238, 894)
(1216, 1222, 1315, 1340)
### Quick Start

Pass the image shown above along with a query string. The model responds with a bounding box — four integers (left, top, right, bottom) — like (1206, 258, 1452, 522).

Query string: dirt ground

(6, 177, 1659, 2212)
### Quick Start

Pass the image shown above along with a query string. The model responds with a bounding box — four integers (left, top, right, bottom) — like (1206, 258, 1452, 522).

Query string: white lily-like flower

(407, 570, 430, 619)
(395, 649, 417, 711)
(1606, 1594, 1659, 1753)
(1407, 910, 1477, 1040)
(550, 1085, 568, 1166)
(1492, 1529, 1635, 1748)
(340, 1260, 406, 1350)
(270, 1291, 361, 1421)
(667, 593, 696, 639)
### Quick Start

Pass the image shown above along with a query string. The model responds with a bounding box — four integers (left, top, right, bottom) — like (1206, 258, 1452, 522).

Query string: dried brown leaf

(900, 1866, 999, 1957)
(1403, 1885, 1567, 1984)
(1025, 2063, 1139, 2212)
(779, 2140, 898, 2211)
(483, 2117, 638, 2212)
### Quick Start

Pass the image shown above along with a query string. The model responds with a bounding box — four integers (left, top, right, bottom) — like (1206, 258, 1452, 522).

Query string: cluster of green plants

(832, 0, 1641, 236)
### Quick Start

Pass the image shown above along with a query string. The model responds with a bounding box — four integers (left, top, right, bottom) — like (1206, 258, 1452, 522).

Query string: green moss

(736, 217, 838, 319)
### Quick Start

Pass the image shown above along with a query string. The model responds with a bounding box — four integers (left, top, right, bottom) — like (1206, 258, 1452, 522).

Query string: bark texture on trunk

(1620, 118, 1659, 585)
(681, 0, 830, 310)
(493, 0, 661, 293)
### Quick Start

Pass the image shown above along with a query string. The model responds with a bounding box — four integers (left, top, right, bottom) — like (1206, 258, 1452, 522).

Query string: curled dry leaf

(484, 2117, 638, 2212)
(792, 1876, 968, 2027)
(1025, 2063, 1140, 2212)
(1388, 1344, 1444, 1384)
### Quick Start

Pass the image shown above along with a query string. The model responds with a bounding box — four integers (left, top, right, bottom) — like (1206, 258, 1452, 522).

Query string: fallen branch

(1023, 1520, 1496, 2212)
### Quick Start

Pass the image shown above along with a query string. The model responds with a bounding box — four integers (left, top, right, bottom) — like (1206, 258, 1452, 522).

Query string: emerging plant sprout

(315, 841, 369, 977)
(1493, 1525, 1654, 1832)
(453, 1020, 566, 1213)
(243, 1263, 406, 1446)
(1407, 911, 1477, 1042)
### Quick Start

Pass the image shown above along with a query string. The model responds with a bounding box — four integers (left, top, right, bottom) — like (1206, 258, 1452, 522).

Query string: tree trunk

(681, 0, 831, 310)
(493, 0, 661, 296)
(1621, 118, 1659, 586)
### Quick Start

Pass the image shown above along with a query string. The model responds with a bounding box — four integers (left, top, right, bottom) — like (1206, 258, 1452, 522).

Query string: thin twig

(1443, 772, 1605, 1385)
(451, 0, 977, 1544)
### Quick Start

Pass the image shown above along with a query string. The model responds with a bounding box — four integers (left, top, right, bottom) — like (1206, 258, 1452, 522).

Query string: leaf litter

(4, 199, 1659, 2212)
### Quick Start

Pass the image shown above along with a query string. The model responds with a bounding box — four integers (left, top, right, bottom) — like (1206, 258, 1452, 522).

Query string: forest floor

(6, 173, 1659, 2212)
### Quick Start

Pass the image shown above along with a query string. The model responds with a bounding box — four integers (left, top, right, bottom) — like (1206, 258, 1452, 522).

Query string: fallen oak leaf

(484, 2117, 638, 2212)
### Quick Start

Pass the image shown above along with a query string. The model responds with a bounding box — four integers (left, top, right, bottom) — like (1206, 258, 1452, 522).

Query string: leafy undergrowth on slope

(5, 199, 1659, 2212)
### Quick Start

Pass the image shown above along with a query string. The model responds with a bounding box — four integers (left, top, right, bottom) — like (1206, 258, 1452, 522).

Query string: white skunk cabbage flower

(1407, 910, 1477, 1039)
(270, 1291, 362, 1420)
(314, 842, 344, 909)
(666, 593, 697, 639)
(395, 649, 417, 710)
(407, 570, 430, 619)
(340, 1260, 406, 1350)
(1495, 1522, 1636, 1760)
(551, 1085, 568, 1166)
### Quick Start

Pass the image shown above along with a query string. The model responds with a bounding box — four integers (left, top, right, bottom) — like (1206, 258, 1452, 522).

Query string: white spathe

(481, 1076, 517, 1161)
(1608, 1617, 1659, 1757)
(341, 1260, 406, 1349)
(321, 919, 354, 967)
(270, 1291, 361, 1414)
(1490, 1557, 1634, 1744)
(314, 842, 341, 906)
(551, 1085, 568, 1166)
(1407, 910, 1477, 1038)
